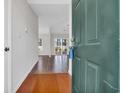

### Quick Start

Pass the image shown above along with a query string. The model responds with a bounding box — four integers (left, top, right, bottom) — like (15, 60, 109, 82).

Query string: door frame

(5, 0, 72, 92)
(68, 0, 73, 75)
(4, 0, 12, 92)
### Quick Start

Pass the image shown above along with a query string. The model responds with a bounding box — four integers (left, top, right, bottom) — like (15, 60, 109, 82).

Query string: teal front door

(72, 0, 119, 93)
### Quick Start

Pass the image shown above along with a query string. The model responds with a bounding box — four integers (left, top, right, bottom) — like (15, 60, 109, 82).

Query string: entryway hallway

(16, 56, 71, 93)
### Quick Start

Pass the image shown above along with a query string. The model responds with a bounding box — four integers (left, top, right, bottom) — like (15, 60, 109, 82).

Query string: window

(54, 38, 68, 55)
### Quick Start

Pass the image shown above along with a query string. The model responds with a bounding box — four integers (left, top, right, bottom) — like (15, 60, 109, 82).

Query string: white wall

(50, 18, 69, 34)
(12, 0, 38, 92)
(38, 18, 51, 55)
(39, 33, 51, 55)
(39, 18, 50, 34)
(38, 16, 69, 56)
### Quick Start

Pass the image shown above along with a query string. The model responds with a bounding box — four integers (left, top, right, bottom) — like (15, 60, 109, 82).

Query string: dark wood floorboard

(16, 73, 71, 93)
(16, 55, 71, 93)
(31, 55, 69, 74)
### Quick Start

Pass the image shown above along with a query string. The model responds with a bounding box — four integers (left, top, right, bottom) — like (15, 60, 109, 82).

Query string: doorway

(5, 0, 72, 93)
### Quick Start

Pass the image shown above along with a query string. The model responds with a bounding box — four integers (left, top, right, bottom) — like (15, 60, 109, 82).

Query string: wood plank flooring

(16, 55, 71, 93)
(16, 73, 71, 93)
(31, 55, 69, 74)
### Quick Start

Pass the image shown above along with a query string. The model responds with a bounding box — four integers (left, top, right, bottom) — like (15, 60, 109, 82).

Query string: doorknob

(4, 47, 10, 52)
(71, 37, 76, 47)
(71, 37, 78, 48)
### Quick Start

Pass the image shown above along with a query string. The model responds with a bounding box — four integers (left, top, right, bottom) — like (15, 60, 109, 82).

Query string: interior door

(72, 0, 119, 93)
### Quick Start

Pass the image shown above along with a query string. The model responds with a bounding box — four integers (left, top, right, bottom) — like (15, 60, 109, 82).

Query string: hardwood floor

(16, 73, 71, 93)
(16, 55, 71, 93)
(31, 55, 69, 74)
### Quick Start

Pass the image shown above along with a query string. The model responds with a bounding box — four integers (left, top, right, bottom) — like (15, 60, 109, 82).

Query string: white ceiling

(27, 0, 70, 4)
(27, 0, 70, 32)
(30, 4, 69, 19)
(39, 16, 69, 27)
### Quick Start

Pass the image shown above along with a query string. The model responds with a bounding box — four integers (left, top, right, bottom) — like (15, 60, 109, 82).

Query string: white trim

(68, 59, 72, 76)
(5, 0, 12, 92)
(68, 0, 72, 76)
(13, 61, 38, 93)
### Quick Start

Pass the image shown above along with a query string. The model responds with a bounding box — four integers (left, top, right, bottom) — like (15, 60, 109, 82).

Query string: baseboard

(68, 70, 72, 76)
(68, 59, 72, 76)
(13, 60, 38, 93)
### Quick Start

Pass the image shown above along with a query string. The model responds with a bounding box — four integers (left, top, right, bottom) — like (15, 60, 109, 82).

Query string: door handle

(71, 37, 79, 48)
(71, 37, 77, 48)
(4, 47, 10, 52)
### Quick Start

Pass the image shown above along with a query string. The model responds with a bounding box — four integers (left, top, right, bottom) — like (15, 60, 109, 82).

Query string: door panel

(85, 60, 99, 93)
(72, 0, 119, 93)
(85, 0, 100, 45)
(72, 57, 81, 93)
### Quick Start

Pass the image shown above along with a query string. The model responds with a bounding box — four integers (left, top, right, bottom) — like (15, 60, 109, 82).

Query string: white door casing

(4, 0, 12, 92)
